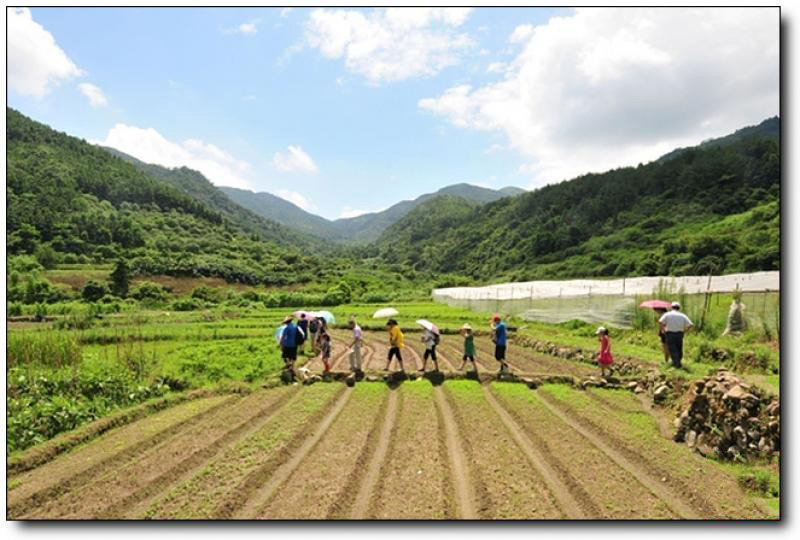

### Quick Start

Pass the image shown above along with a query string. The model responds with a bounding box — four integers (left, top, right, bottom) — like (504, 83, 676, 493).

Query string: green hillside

(6, 108, 325, 286)
(375, 124, 779, 282)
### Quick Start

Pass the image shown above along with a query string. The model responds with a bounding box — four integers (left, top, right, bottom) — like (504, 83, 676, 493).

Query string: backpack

(309, 319, 318, 333)
(433, 333, 440, 346)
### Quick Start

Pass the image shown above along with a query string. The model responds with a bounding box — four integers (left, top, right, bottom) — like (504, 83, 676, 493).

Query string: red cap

(492, 314, 501, 322)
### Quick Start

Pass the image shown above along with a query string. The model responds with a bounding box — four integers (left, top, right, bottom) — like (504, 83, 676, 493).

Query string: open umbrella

(416, 319, 440, 335)
(314, 310, 336, 325)
(638, 300, 672, 310)
(293, 310, 312, 320)
(373, 307, 399, 319)
(274, 324, 287, 344)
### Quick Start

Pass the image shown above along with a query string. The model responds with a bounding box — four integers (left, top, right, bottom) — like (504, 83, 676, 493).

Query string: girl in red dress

(596, 327, 613, 377)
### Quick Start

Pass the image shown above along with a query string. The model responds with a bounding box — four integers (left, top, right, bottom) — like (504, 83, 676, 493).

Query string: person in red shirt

(596, 326, 613, 378)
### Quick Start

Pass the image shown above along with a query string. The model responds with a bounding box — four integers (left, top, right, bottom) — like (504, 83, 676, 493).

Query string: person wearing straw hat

(385, 319, 405, 372)
(659, 302, 693, 369)
(279, 315, 302, 380)
(459, 323, 477, 372)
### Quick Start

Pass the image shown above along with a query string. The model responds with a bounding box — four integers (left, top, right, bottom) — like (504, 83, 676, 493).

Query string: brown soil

(346, 389, 399, 519)
(368, 382, 454, 519)
(433, 386, 477, 518)
(256, 385, 388, 518)
(8, 395, 233, 519)
(490, 384, 679, 519)
(537, 387, 767, 519)
(442, 381, 564, 519)
(145, 383, 343, 519)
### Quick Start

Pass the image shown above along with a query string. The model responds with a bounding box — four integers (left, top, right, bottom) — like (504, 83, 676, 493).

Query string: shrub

(82, 280, 110, 302)
(171, 296, 206, 311)
(191, 285, 222, 304)
(130, 281, 170, 303)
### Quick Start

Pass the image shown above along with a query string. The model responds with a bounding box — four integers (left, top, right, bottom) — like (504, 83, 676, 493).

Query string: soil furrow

(433, 386, 477, 518)
(258, 384, 389, 519)
(347, 389, 399, 519)
(439, 336, 494, 373)
(368, 382, 453, 519)
(481, 386, 586, 519)
(8, 394, 234, 519)
(97, 386, 299, 519)
(145, 383, 344, 519)
(233, 387, 354, 518)
(489, 383, 678, 519)
(535, 389, 700, 519)
(442, 380, 564, 519)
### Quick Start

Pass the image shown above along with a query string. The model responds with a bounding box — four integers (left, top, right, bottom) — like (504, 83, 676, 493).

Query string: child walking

(459, 323, 476, 371)
(596, 326, 613, 377)
(385, 319, 405, 372)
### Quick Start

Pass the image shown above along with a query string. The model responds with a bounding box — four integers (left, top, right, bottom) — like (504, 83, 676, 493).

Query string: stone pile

(512, 335, 642, 376)
(673, 368, 779, 461)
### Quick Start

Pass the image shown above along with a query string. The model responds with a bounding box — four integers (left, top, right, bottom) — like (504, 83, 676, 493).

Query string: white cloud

(419, 8, 779, 188)
(276, 189, 317, 212)
(242, 94, 256, 101)
(272, 145, 319, 173)
(486, 61, 506, 74)
(509, 24, 534, 44)
(225, 19, 260, 35)
(78, 83, 108, 107)
(93, 124, 253, 190)
(305, 7, 474, 84)
(339, 206, 381, 219)
(7, 8, 84, 97)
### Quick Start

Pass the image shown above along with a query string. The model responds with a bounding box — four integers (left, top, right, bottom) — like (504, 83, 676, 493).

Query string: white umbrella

(373, 307, 399, 319)
(416, 319, 440, 335)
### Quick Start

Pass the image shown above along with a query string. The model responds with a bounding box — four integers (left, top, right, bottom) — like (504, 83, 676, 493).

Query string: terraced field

(7, 332, 771, 520)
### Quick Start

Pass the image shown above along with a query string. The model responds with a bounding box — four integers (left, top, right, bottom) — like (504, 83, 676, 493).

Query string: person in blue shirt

(491, 315, 509, 373)
(280, 316, 304, 379)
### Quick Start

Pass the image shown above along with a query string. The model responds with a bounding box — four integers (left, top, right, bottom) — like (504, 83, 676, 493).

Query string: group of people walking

(280, 302, 693, 381)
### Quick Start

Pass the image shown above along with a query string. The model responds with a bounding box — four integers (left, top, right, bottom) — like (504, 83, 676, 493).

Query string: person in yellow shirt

(385, 319, 405, 372)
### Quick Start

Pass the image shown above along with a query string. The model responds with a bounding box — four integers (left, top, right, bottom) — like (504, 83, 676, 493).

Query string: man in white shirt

(348, 318, 363, 373)
(659, 302, 693, 368)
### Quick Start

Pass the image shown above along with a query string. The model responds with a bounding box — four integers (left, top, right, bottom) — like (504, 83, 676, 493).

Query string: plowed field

(7, 332, 770, 520)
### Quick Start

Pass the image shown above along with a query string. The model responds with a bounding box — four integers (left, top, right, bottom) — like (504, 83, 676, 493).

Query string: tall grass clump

(7, 332, 82, 369)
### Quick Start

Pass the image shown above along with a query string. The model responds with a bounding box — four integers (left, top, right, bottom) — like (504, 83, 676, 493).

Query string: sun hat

(596, 326, 607, 335)
(283, 315, 293, 324)
(462, 323, 472, 330)
(671, 301, 681, 309)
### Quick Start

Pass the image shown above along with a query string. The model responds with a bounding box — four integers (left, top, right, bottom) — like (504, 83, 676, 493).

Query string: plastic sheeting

(432, 271, 779, 329)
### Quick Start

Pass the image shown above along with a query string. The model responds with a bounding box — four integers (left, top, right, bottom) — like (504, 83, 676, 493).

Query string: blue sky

(7, 7, 779, 220)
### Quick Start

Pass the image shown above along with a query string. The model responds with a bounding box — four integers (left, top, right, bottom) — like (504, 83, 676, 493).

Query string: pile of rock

(512, 335, 643, 376)
(673, 368, 779, 461)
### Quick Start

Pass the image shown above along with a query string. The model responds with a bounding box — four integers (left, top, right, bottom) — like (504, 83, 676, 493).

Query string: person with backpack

(385, 319, 405, 372)
(420, 327, 440, 372)
(296, 313, 309, 356)
(309, 316, 320, 354)
(491, 315, 509, 373)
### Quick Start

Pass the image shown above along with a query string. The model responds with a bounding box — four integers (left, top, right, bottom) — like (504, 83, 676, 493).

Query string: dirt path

(433, 386, 476, 518)
(535, 390, 700, 519)
(234, 387, 353, 518)
(8, 395, 233, 519)
(349, 389, 399, 519)
(481, 386, 586, 519)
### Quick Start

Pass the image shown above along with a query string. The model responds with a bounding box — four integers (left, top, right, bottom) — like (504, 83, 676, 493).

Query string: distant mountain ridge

(657, 116, 779, 163)
(222, 182, 526, 244)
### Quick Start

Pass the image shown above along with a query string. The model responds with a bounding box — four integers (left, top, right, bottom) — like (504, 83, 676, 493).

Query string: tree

(82, 280, 110, 302)
(109, 259, 130, 297)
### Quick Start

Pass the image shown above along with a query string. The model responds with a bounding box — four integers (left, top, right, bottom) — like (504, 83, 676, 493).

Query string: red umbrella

(638, 300, 672, 310)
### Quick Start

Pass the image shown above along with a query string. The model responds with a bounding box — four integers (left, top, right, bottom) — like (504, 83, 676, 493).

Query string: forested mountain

(375, 121, 780, 282)
(222, 182, 526, 243)
(103, 148, 325, 250)
(219, 186, 335, 240)
(657, 117, 779, 163)
(5, 108, 324, 285)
